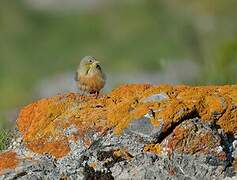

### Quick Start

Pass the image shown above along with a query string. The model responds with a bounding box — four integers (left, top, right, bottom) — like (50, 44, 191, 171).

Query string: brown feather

(74, 71, 79, 81)
(75, 56, 106, 95)
(77, 73, 105, 94)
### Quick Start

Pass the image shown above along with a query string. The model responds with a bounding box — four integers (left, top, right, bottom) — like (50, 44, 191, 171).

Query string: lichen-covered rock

(0, 84, 237, 179)
(0, 152, 19, 175)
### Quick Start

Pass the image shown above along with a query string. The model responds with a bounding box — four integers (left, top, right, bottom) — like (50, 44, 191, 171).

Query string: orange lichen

(26, 139, 70, 158)
(16, 84, 237, 158)
(161, 120, 227, 160)
(216, 95, 237, 134)
(113, 149, 133, 160)
(144, 144, 162, 154)
(0, 151, 19, 173)
(88, 162, 97, 169)
(17, 93, 112, 158)
(168, 127, 216, 154)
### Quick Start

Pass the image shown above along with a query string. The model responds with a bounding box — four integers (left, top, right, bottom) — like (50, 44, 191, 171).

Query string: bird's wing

(96, 64, 102, 71)
(74, 71, 79, 81)
(96, 64, 106, 80)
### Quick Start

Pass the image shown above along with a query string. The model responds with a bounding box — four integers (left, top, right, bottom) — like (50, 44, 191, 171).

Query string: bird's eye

(88, 60, 93, 63)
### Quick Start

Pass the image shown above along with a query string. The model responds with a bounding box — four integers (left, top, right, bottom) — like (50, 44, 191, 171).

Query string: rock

(0, 84, 237, 179)
(124, 113, 163, 143)
(142, 92, 169, 103)
(160, 118, 226, 158)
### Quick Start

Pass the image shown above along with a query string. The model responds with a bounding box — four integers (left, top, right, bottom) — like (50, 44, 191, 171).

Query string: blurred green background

(0, 0, 237, 130)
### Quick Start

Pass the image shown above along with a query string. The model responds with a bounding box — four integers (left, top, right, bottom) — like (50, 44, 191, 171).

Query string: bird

(75, 56, 106, 97)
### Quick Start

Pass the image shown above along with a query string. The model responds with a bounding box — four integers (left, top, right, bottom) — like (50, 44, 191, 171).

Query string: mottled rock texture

(1, 84, 237, 179)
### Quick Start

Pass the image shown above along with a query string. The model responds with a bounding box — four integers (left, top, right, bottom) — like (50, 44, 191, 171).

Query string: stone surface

(0, 84, 237, 179)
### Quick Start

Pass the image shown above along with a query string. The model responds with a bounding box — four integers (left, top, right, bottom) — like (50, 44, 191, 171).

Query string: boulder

(0, 84, 237, 179)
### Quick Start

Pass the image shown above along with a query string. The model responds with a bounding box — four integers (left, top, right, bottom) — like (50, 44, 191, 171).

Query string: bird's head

(79, 56, 100, 74)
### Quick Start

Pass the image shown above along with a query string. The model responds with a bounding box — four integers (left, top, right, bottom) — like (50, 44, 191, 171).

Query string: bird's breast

(78, 73, 105, 93)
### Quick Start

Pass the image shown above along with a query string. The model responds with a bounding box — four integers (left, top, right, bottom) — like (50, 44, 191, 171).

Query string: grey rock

(1, 117, 236, 179)
(143, 92, 169, 103)
(124, 115, 163, 143)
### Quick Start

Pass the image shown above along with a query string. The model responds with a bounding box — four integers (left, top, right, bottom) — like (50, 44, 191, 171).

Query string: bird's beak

(89, 61, 100, 69)
(90, 61, 100, 68)
(93, 61, 100, 65)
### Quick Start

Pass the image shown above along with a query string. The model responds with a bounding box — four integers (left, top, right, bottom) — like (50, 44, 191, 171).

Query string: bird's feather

(74, 71, 79, 81)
